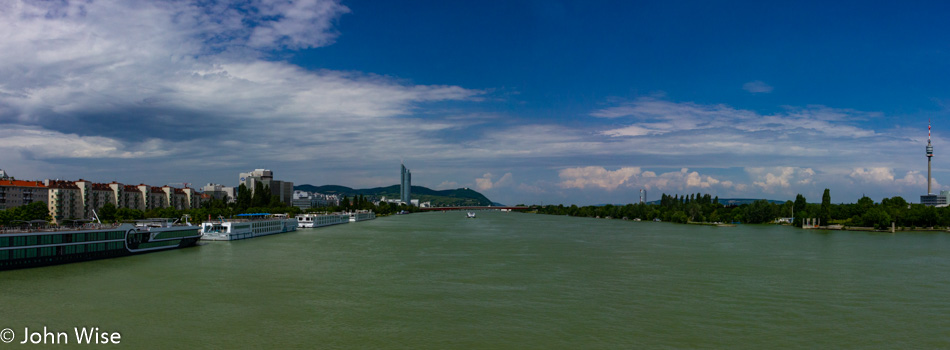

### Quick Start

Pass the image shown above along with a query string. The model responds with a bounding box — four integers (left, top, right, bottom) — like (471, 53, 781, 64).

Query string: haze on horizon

(1, 0, 948, 206)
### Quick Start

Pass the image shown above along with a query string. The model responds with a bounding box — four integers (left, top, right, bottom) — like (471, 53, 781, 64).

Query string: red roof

(46, 180, 78, 189)
(0, 180, 46, 188)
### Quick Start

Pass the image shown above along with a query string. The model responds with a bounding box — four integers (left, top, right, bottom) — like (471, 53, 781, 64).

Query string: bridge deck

(419, 206, 530, 211)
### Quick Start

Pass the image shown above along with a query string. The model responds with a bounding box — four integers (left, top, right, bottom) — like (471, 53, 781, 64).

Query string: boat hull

(0, 224, 201, 271)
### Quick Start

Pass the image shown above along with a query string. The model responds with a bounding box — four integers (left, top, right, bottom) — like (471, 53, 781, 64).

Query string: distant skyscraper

(401, 163, 411, 204)
(639, 189, 647, 204)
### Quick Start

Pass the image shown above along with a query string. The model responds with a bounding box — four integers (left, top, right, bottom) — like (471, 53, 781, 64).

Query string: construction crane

(168, 182, 192, 188)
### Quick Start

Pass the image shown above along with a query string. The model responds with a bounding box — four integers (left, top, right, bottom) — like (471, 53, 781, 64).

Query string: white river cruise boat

(200, 213, 298, 241)
(348, 210, 376, 222)
(295, 213, 350, 228)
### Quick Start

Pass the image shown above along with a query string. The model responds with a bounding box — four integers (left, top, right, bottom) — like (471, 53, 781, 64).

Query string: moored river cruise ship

(295, 213, 350, 228)
(0, 218, 201, 270)
(348, 210, 376, 222)
(200, 213, 297, 241)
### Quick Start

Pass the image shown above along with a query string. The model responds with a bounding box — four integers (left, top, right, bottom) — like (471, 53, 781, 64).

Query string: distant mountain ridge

(294, 184, 493, 207)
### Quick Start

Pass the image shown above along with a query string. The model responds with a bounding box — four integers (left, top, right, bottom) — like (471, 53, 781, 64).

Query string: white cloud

(849, 167, 895, 184)
(0, 0, 481, 164)
(896, 171, 932, 188)
(559, 167, 642, 191)
(594, 97, 878, 139)
(743, 80, 774, 93)
(245, 0, 351, 50)
(558, 166, 737, 192)
(475, 172, 513, 191)
(648, 168, 735, 191)
(850, 167, 941, 192)
(0, 125, 169, 159)
(747, 167, 816, 193)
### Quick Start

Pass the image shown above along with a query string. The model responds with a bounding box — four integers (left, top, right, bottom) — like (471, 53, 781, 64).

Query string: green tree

(743, 200, 775, 224)
(862, 207, 892, 229)
(687, 202, 701, 221)
(820, 189, 831, 224)
(252, 182, 269, 207)
(9, 201, 51, 223)
(0, 209, 13, 226)
(115, 208, 145, 221)
(156, 207, 180, 219)
(856, 196, 874, 210)
(794, 194, 807, 216)
(269, 195, 283, 207)
(671, 211, 688, 224)
(708, 210, 720, 223)
(881, 196, 908, 209)
(98, 202, 117, 222)
(236, 184, 252, 211)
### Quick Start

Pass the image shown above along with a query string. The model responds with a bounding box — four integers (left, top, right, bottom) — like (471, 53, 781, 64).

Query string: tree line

(0, 202, 52, 227)
(535, 190, 950, 229)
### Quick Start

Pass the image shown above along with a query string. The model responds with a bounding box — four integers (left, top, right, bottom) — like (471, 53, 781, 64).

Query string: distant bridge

(419, 206, 530, 211)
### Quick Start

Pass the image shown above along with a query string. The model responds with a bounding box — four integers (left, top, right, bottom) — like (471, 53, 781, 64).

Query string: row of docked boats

(0, 210, 375, 270)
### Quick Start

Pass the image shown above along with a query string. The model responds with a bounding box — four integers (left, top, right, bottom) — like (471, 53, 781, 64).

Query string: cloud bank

(0, 0, 482, 181)
(0, 1, 938, 206)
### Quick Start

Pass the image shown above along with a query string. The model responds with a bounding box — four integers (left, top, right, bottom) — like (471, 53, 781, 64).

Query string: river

(2, 211, 949, 348)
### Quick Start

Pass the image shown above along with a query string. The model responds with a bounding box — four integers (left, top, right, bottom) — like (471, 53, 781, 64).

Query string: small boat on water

(467, 212, 476, 218)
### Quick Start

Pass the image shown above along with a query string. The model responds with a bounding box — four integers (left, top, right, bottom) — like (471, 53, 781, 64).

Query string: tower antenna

(927, 120, 934, 195)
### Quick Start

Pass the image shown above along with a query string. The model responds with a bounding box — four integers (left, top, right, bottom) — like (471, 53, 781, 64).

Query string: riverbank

(802, 224, 948, 233)
(541, 212, 950, 234)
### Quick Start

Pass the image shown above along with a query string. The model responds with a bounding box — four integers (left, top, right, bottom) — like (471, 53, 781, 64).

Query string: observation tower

(921, 121, 944, 206)
(927, 121, 934, 195)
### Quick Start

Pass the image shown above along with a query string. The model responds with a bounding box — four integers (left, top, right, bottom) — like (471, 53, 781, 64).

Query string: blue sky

(1, 0, 949, 205)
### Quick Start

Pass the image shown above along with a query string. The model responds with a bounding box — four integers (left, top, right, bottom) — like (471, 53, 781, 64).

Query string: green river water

(2, 211, 950, 349)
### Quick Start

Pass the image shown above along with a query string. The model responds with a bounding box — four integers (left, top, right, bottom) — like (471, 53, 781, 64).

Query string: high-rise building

(202, 183, 236, 202)
(639, 189, 647, 204)
(400, 163, 412, 204)
(238, 169, 293, 205)
(239, 169, 273, 190)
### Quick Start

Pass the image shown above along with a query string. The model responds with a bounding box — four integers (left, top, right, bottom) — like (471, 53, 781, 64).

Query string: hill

(294, 184, 493, 207)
